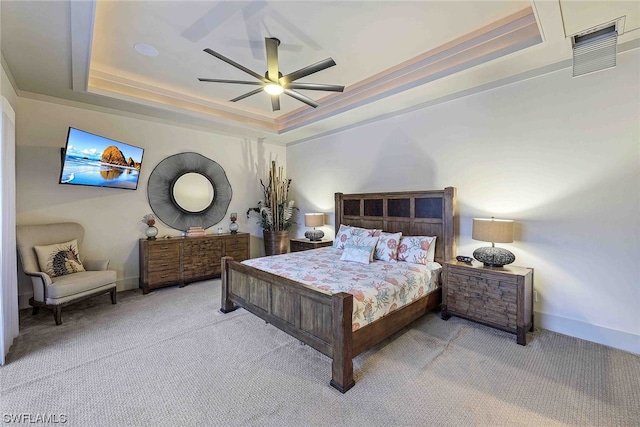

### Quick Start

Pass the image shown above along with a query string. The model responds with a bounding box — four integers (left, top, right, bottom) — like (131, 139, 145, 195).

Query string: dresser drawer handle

(160, 274, 169, 279)
(161, 263, 169, 267)
(160, 246, 169, 249)
(161, 254, 168, 258)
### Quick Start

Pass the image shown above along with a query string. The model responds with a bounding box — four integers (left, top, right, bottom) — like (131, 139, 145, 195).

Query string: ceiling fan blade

(271, 95, 281, 111)
(198, 78, 263, 85)
(230, 88, 264, 102)
(286, 83, 344, 92)
(203, 48, 269, 83)
(265, 38, 280, 82)
(280, 58, 336, 84)
(283, 89, 318, 108)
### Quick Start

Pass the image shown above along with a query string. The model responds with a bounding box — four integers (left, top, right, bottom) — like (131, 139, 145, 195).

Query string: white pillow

(397, 236, 437, 265)
(340, 235, 379, 264)
(333, 224, 379, 250)
(374, 231, 402, 263)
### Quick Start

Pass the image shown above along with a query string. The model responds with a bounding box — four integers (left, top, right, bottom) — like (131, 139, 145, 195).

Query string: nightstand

(290, 238, 333, 252)
(441, 260, 534, 345)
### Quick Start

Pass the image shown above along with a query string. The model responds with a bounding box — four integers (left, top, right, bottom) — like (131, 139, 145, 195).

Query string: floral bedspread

(242, 247, 441, 331)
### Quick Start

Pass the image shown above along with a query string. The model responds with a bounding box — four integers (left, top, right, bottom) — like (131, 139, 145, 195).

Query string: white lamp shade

(472, 218, 514, 243)
(304, 213, 324, 227)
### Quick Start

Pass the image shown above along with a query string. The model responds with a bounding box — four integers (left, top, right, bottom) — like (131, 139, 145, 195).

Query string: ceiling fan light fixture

(200, 38, 343, 111)
(264, 84, 284, 95)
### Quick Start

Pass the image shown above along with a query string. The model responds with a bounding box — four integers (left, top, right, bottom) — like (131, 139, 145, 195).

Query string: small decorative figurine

(229, 212, 239, 234)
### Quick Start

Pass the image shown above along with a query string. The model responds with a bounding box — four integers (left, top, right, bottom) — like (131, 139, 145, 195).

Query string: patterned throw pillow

(397, 236, 437, 265)
(374, 232, 403, 262)
(34, 239, 85, 278)
(340, 236, 380, 264)
(333, 224, 379, 250)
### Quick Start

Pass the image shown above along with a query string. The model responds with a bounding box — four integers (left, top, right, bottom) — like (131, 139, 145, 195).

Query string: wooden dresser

(139, 233, 249, 294)
(441, 260, 534, 345)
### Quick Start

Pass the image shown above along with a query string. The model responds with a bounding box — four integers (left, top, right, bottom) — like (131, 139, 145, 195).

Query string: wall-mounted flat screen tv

(59, 128, 144, 190)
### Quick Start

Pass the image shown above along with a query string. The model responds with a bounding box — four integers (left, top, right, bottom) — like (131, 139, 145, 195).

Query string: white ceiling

(2, 1, 639, 145)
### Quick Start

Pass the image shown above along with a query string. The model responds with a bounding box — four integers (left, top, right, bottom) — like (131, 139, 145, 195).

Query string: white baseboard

(535, 310, 639, 355)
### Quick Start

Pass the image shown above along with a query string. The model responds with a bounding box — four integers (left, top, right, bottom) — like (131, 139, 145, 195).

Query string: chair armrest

(25, 271, 52, 286)
(24, 271, 52, 302)
(84, 259, 110, 271)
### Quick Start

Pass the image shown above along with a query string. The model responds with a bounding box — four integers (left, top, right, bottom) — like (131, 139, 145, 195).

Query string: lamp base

(305, 229, 324, 241)
(473, 247, 515, 267)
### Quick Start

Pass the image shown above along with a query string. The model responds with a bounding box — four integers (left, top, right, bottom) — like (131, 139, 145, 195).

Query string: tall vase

(263, 230, 289, 255)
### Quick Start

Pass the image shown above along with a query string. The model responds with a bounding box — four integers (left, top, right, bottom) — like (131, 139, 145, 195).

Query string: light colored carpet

(1, 280, 638, 426)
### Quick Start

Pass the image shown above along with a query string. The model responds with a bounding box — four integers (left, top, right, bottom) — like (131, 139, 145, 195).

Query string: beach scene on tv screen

(60, 129, 143, 190)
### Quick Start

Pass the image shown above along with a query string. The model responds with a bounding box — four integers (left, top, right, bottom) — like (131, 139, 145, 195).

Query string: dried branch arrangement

(247, 160, 297, 231)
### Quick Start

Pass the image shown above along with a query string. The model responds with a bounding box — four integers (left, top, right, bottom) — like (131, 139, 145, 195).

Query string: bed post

(335, 192, 344, 229)
(443, 187, 456, 262)
(330, 292, 355, 393)
(220, 256, 237, 313)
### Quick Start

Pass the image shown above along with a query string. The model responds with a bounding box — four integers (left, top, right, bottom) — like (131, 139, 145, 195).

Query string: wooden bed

(220, 188, 456, 393)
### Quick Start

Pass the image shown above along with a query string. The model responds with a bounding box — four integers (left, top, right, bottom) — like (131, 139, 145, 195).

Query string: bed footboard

(221, 256, 355, 393)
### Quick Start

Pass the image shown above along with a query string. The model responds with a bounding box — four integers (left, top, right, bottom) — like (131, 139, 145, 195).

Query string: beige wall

(15, 96, 285, 301)
(287, 49, 640, 354)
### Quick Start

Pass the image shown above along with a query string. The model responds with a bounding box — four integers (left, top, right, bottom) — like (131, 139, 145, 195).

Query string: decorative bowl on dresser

(139, 233, 249, 294)
(289, 238, 333, 252)
(441, 260, 534, 345)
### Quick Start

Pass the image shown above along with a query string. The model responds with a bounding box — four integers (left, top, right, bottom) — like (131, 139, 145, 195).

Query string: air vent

(571, 18, 625, 78)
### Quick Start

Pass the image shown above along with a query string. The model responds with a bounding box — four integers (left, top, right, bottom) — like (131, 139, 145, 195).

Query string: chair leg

(110, 288, 117, 304)
(32, 306, 39, 315)
(53, 306, 63, 325)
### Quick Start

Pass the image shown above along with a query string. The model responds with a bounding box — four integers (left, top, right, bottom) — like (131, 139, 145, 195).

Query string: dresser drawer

(148, 270, 180, 287)
(184, 239, 222, 255)
(224, 238, 248, 252)
(225, 249, 248, 261)
(148, 258, 180, 272)
(183, 263, 219, 281)
(148, 243, 180, 257)
(446, 278, 517, 330)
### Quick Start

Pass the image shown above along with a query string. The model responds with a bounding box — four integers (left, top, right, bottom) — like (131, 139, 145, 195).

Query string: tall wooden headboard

(334, 188, 456, 264)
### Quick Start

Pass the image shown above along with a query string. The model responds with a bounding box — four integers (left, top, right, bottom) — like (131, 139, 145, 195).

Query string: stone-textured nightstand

(289, 238, 333, 252)
(441, 260, 534, 345)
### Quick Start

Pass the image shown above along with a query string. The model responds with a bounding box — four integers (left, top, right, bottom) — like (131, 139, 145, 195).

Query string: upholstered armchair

(16, 222, 117, 325)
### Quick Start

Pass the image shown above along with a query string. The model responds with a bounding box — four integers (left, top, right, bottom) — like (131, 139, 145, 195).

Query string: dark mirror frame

(147, 152, 232, 231)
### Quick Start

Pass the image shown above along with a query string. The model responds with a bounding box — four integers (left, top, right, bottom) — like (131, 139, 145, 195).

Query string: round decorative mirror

(147, 152, 232, 231)
(171, 172, 215, 213)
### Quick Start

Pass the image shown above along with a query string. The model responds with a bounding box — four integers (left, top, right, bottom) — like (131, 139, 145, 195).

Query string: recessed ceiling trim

(276, 7, 540, 133)
(88, 73, 277, 132)
(70, 0, 96, 92)
(88, 68, 277, 122)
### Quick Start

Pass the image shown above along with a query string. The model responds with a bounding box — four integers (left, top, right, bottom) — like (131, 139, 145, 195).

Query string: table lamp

(304, 213, 325, 241)
(472, 217, 515, 267)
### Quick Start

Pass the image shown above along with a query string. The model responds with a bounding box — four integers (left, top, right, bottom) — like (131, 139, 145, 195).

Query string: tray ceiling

(2, 1, 639, 145)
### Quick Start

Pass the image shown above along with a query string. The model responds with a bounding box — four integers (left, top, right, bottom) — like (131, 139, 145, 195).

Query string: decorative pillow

(340, 236, 379, 264)
(397, 236, 437, 265)
(333, 224, 379, 250)
(374, 232, 402, 262)
(34, 239, 85, 278)
(340, 244, 373, 264)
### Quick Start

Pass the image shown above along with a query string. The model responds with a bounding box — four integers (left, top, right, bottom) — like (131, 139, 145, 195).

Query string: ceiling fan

(198, 38, 344, 111)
